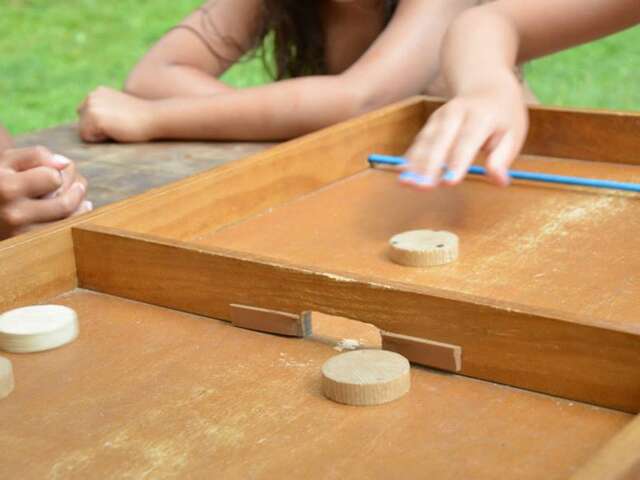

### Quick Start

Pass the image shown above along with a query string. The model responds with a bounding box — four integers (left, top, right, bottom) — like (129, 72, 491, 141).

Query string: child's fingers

(72, 200, 94, 216)
(19, 182, 87, 225)
(14, 200, 93, 236)
(442, 120, 495, 185)
(403, 109, 465, 187)
(79, 112, 109, 143)
(485, 130, 519, 186)
(14, 167, 66, 199)
(2, 146, 71, 172)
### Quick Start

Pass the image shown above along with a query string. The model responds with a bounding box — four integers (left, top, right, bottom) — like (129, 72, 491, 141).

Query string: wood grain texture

(0, 98, 424, 313)
(4, 98, 640, 314)
(73, 224, 640, 412)
(230, 304, 308, 337)
(199, 166, 640, 339)
(0, 289, 631, 479)
(91, 97, 427, 240)
(525, 105, 640, 165)
(570, 414, 640, 480)
(381, 331, 462, 373)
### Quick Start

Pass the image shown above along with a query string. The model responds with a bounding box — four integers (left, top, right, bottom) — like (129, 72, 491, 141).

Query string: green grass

(1, 0, 639, 135)
(525, 26, 640, 110)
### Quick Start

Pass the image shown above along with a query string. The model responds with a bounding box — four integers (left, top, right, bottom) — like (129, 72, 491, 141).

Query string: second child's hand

(401, 72, 528, 189)
(77, 87, 156, 143)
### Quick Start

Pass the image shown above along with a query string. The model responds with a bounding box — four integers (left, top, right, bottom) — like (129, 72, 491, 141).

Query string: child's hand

(401, 75, 528, 188)
(78, 87, 156, 143)
(0, 147, 90, 239)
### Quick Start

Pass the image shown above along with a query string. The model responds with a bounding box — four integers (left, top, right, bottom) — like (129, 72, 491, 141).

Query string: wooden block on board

(381, 331, 462, 373)
(230, 304, 311, 338)
(0, 305, 79, 353)
(303, 311, 381, 350)
(321, 350, 410, 406)
(389, 230, 459, 267)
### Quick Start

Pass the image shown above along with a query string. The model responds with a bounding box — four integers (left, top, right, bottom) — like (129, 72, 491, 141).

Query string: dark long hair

(259, 0, 399, 79)
(191, 0, 399, 81)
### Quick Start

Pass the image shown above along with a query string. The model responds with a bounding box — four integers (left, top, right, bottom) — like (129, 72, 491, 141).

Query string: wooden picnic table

(16, 124, 274, 208)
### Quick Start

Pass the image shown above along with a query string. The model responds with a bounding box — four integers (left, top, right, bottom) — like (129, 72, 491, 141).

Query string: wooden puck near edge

(321, 350, 410, 406)
(0, 356, 14, 399)
(0, 305, 78, 353)
(389, 229, 458, 267)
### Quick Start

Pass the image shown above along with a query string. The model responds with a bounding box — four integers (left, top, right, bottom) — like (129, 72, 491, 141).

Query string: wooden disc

(0, 356, 14, 400)
(321, 350, 410, 406)
(0, 305, 78, 353)
(389, 229, 458, 267)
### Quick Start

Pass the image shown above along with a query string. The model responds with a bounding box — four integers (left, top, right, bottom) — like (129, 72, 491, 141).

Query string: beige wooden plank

(0, 289, 630, 480)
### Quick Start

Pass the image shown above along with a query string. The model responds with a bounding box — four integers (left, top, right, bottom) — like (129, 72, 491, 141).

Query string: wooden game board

(1, 97, 639, 479)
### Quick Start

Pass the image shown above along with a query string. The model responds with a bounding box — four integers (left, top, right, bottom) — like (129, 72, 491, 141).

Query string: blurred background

(2, 0, 639, 135)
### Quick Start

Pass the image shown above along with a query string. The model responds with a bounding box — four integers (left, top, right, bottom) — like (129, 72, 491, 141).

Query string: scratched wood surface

(0, 99, 422, 314)
(16, 124, 273, 207)
(196, 159, 640, 332)
(0, 289, 630, 480)
(72, 224, 640, 412)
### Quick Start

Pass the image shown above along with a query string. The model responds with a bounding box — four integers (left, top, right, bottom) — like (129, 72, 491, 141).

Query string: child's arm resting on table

(402, 0, 640, 188)
(79, 0, 476, 143)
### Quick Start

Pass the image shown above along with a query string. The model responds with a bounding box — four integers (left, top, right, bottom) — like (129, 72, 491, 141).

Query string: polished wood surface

(0, 290, 630, 480)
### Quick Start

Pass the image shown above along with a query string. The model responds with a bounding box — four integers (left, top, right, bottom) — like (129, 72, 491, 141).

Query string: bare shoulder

(137, 0, 264, 75)
(178, 0, 264, 53)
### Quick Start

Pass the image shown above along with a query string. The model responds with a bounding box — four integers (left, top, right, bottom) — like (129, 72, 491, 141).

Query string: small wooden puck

(0, 356, 14, 399)
(389, 229, 458, 267)
(321, 350, 410, 406)
(0, 305, 78, 353)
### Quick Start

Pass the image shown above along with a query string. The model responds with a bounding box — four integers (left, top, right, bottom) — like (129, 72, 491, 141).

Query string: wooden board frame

(72, 223, 640, 413)
(3, 96, 640, 477)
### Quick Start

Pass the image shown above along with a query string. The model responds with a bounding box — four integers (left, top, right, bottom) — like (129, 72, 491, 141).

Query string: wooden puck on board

(0, 305, 78, 353)
(321, 350, 410, 406)
(0, 356, 14, 399)
(389, 229, 458, 267)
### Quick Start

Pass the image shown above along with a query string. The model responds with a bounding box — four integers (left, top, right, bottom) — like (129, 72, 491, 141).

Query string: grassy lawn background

(2, 0, 639, 135)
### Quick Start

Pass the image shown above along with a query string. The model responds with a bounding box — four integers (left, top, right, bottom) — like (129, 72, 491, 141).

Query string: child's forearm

(146, 76, 368, 141)
(443, 0, 640, 96)
(125, 63, 234, 99)
(442, 8, 521, 96)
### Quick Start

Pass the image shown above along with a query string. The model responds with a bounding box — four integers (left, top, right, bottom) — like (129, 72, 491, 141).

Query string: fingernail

(52, 154, 71, 168)
(83, 201, 93, 211)
(74, 182, 86, 194)
(442, 169, 457, 182)
(399, 171, 433, 186)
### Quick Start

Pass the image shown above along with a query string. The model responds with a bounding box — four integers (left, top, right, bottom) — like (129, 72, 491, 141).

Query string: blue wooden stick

(368, 154, 640, 193)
